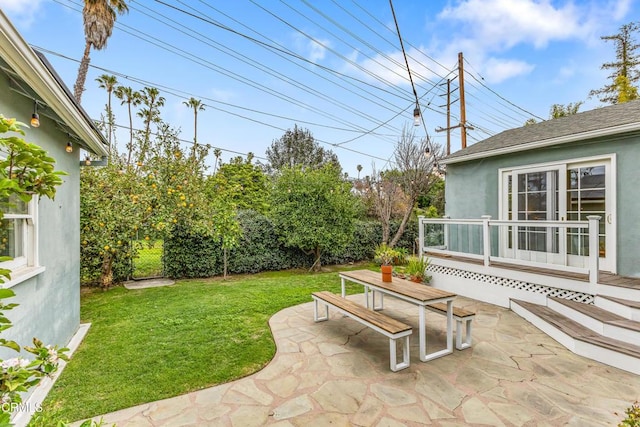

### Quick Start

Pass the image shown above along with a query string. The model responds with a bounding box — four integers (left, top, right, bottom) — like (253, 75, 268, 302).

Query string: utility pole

(458, 52, 468, 149)
(435, 52, 473, 153)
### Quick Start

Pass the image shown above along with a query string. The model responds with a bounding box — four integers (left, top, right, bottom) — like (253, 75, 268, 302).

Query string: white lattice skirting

(427, 264, 594, 304)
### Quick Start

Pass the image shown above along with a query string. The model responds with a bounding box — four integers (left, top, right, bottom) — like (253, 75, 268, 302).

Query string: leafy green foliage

(589, 22, 640, 105)
(227, 210, 311, 273)
(270, 165, 359, 270)
(209, 154, 269, 213)
(163, 224, 221, 278)
(0, 115, 66, 207)
(264, 125, 340, 173)
(618, 402, 640, 427)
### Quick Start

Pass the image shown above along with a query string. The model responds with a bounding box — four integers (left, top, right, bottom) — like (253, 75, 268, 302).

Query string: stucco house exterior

(419, 100, 640, 375)
(0, 9, 107, 366)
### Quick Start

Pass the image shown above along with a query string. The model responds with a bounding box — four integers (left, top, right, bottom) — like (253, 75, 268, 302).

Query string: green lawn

(39, 265, 371, 424)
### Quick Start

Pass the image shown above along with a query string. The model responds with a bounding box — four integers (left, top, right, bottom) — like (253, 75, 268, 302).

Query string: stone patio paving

(75, 294, 640, 426)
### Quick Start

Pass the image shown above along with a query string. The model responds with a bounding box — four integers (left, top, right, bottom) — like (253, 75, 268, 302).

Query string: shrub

(618, 402, 640, 427)
(163, 224, 221, 278)
(227, 210, 310, 274)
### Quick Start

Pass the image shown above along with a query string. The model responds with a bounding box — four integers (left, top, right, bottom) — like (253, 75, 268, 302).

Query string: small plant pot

(381, 265, 393, 282)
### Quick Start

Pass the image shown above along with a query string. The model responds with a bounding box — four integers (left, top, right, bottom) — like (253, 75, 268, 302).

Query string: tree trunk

(126, 103, 133, 166)
(309, 246, 322, 272)
(107, 90, 113, 155)
(74, 41, 92, 103)
(389, 198, 417, 248)
(100, 252, 114, 289)
(223, 247, 228, 279)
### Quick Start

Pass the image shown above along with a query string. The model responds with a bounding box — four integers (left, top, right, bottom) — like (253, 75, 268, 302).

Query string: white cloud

(0, 0, 45, 28)
(611, 0, 632, 20)
(308, 39, 329, 62)
(210, 88, 235, 103)
(482, 57, 535, 83)
(437, 0, 589, 50)
(292, 33, 331, 63)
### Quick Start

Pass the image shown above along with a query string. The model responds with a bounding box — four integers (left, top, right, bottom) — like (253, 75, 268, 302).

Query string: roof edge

(0, 11, 108, 156)
(441, 121, 640, 165)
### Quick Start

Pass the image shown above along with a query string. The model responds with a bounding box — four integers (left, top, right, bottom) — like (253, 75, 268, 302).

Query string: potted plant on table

(405, 255, 430, 284)
(374, 244, 401, 282)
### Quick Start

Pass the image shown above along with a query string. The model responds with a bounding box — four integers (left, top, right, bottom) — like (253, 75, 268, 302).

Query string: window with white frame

(0, 195, 37, 272)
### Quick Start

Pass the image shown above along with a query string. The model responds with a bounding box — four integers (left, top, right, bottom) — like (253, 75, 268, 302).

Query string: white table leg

(419, 304, 426, 361)
(341, 277, 346, 298)
(446, 299, 453, 353)
(420, 299, 455, 361)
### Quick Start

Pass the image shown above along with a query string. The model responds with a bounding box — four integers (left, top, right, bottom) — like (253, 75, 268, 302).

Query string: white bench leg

(372, 290, 384, 311)
(314, 299, 329, 322)
(455, 318, 473, 350)
(389, 335, 410, 372)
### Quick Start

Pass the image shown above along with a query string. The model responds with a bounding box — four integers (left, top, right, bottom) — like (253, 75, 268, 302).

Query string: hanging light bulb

(413, 106, 421, 126)
(30, 101, 40, 128)
(66, 141, 73, 153)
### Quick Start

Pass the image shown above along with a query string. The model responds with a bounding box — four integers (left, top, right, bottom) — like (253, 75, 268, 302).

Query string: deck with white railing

(418, 215, 602, 285)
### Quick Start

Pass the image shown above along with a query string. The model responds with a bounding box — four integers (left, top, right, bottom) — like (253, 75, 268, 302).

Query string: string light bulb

(413, 106, 421, 127)
(30, 101, 40, 128)
(66, 141, 73, 153)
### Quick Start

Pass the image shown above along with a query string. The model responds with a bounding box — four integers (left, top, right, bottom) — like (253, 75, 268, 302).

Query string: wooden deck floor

(426, 251, 640, 290)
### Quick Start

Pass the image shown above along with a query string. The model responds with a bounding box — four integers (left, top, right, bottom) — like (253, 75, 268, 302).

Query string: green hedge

(163, 210, 419, 279)
(163, 224, 222, 278)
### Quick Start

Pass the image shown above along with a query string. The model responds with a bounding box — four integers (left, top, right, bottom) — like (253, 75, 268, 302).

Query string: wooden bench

(312, 291, 412, 372)
(426, 303, 475, 350)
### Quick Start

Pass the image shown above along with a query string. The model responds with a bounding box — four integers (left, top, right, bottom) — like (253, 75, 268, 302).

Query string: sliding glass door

(500, 157, 615, 272)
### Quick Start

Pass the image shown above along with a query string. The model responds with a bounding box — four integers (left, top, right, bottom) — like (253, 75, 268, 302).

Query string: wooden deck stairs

(511, 295, 640, 375)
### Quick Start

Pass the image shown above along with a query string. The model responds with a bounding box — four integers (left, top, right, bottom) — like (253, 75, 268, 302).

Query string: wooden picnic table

(339, 269, 457, 362)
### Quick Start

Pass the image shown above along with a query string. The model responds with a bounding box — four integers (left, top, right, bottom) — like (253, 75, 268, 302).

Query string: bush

(163, 213, 420, 279)
(227, 210, 311, 274)
(618, 402, 640, 427)
(163, 224, 221, 278)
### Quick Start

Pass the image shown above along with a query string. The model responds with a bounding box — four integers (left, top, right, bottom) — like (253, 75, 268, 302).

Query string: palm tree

(114, 85, 141, 166)
(137, 87, 165, 162)
(95, 74, 118, 154)
(183, 98, 206, 156)
(356, 164, 363, 180)
(213, 148, 222, 174)
(74, 0, 129, 103)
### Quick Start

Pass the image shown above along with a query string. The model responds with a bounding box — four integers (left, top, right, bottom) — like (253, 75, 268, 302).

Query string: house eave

(0, 11, 108, 156)
(441, 122, 640, 165)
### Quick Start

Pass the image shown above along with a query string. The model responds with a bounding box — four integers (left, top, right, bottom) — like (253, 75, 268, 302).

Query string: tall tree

(549, 102, 583, 118)
(96, 74, 118, 154)
(209, 153, 269, 213)
(74, 0, 129, 103)
(356, 164, 363, 180)
(265, 125, 339, 173)
(615, 74, 639, 103)
(183, 98, 206, 156)
(213, 148, 222, 174)
(524, 101, 583, 125)
(114, 85, 141, 166)
(270, 164, 357, 271)
(388, 126, 440, 248)
(137, 87, 165, 163)
(589, 22, 640, 105)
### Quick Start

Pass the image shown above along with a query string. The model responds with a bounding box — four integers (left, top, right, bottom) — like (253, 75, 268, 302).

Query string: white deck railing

(418, 215, 601, 285)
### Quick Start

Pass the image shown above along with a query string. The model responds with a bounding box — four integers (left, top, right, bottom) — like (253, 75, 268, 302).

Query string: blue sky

(1, 0, 636, 177)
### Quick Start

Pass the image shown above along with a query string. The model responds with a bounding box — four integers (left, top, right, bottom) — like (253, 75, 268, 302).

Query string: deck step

(548, 297, 640, 343)
(595, 295, 640, 321)
(510, 299, 640, 375)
